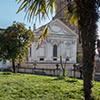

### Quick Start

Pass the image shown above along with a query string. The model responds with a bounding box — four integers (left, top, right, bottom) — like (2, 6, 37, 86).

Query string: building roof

(35, 18, 77, 37)
(0, 28, 5, 31)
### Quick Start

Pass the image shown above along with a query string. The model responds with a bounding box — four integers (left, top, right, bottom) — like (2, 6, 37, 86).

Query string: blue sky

(0, 0, 53, 30)
(0, 0, 100, 36)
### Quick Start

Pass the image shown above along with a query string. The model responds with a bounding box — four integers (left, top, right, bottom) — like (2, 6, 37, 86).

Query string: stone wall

(96, 60, 100, 73)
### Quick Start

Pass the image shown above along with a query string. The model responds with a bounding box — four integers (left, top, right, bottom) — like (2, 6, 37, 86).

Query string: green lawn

(0, 72, 100, 100)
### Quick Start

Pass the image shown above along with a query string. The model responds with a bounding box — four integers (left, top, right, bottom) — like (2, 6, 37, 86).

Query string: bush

(65, 78, 78, 83)
(77, 52, 83, 64)
(54, 74, 69, 80)
(2, 72, 13, 75)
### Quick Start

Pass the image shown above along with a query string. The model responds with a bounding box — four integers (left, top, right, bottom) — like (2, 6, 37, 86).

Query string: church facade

(28, 19, 77, 65)
(0, 19, 77, 72)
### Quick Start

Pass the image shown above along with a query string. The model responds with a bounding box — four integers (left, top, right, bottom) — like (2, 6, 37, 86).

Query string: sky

(0, 0, 100, 35)
(98, 20, 100, 37)
(0, 0, 53, 30)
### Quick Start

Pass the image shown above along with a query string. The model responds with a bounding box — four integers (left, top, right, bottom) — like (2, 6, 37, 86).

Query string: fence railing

(16, 67, 61, 76)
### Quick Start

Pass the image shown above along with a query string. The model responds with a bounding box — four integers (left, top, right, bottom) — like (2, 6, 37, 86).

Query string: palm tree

(97, 39, 100, 59)
(16, 0, 100, 99)
(76, 1, 99, 99)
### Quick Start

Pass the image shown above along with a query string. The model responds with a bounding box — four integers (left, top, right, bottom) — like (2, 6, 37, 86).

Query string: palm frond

(64, 3, 79, 26)
(47, 0, 56, 14)
(16, 0, 56, 22)
(36, 26, 49, 49)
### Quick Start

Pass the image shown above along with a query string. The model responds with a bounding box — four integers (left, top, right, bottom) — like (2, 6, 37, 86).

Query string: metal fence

(16, 67, 61, 76)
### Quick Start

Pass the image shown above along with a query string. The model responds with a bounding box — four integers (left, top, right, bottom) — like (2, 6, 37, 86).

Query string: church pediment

(49, 25, 72, 36)
(35, 18, 77, 37)
(48, 19, 77, 36)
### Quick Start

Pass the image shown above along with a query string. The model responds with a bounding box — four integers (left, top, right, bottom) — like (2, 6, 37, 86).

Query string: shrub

(77, 52, 83, 64)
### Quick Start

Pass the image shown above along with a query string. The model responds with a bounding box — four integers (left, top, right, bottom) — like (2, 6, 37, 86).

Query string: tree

(59, 54, 68, 77)
(16, 0, 100, 99)
(77, 52, 83, 64)
(97, 39, 100, 60)
(0, 22, 35, 73)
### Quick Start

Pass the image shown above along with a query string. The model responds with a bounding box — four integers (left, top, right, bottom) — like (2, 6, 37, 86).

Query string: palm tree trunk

(12, 59, 16, 73)
(76, 0, 98, 99)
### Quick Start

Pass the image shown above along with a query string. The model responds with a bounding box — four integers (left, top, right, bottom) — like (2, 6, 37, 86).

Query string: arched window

(53, 45, 57, 57)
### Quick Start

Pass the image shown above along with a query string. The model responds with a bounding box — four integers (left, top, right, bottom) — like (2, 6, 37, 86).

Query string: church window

(39, 48, 45, 56)
(40, 58, 44, 61)
(53, 58, 57, 61)
(66, 58, 69, 61)
(53, 45, 57, 57)
(66, 48, 71, 57)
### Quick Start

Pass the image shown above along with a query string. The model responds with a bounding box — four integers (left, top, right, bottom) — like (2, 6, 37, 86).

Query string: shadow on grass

(0, 72, 21, 75)
(52, 75, 78, 83)
(0, 72, 13, 75)
(65, 78, 78, 83)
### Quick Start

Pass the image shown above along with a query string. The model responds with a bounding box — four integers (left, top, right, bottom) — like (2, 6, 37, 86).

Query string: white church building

(0, 19, 77, 75)
(28, 19, 77, 66)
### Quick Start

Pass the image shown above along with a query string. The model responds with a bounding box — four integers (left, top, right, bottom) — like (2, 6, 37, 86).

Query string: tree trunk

(19, 59, 21, 67)
(76, 0, 98, 100)
(12, 59, 16, 73)
(60, 56, 66, 76)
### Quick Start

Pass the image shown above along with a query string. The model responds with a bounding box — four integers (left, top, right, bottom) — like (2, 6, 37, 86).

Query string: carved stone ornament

(50, 25, 71, 35)
(64, 41, 72, 46)
(50, 25, 61, 33)
(72, 39, 77, 44)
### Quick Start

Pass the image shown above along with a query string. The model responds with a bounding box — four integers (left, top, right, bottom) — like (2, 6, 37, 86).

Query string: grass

(0, 72, 100, 100)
